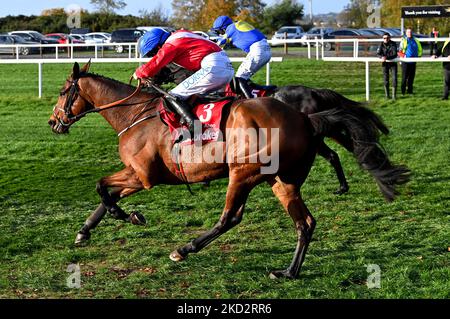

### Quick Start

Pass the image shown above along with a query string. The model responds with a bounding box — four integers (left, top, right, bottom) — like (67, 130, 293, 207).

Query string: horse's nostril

(48, 120, 55, 127)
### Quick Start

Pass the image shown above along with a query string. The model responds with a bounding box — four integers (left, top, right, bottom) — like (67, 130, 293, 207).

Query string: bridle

(53, 76, 143, 127)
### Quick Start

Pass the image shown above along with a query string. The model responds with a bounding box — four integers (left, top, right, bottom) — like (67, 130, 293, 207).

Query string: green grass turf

(0, 59, 448, 298)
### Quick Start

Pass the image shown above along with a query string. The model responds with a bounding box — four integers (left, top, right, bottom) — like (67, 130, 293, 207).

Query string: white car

(271, 26, 305, 46)
(192, 31, 221, 43)
(84, 32, 111, 44)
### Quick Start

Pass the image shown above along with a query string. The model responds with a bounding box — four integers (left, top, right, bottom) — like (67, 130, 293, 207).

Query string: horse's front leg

(96, 166, 146, 223)
(170, 173, 252, 261)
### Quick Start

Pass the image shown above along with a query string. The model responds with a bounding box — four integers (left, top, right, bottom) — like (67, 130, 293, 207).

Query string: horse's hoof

(74, 232, 90, 246)
(269, 269, 295, 280)
(129, 212, 146, 226)
(169, 250, 186, 262)
(334, 186, 349, 195)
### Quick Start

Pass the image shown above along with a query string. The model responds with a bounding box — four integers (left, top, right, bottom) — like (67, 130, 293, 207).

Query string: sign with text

(401, 5, 450, 18)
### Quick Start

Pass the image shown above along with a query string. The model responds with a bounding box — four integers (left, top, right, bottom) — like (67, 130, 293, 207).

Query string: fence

(0, 42, 282, 97)
(1, 38, 448, 100)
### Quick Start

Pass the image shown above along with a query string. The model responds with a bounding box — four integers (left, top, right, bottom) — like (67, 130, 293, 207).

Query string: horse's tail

(308, 108, 410, 202)
(313, 88, 390, 135)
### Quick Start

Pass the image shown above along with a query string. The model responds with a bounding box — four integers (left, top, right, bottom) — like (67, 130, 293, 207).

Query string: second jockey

(134, 28, 234, 136)
(211, 16, 272, 98)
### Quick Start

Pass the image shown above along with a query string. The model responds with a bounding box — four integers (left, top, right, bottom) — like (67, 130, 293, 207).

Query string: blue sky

(0, 0, 350, 18)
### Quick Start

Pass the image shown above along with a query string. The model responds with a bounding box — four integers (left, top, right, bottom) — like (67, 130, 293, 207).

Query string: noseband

(53, 77, 143, 127)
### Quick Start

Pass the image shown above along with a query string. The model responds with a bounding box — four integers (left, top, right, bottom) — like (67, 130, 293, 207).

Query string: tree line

(0, 0, 305, 35)
(340, 0, 449, 35)
(3, 0, 446, 37)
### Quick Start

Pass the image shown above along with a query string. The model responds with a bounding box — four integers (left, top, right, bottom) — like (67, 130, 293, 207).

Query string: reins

(69, 78, 143, 121)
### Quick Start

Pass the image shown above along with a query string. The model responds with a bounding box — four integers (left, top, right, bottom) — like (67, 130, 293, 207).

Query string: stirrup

(236, 77, 253, 99)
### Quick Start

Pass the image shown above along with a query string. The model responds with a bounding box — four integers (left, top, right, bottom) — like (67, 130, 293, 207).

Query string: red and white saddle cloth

(158, 98, 235, 145)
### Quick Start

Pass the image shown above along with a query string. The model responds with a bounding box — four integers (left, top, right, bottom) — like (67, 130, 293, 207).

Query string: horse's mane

(80, 72, 162, 95)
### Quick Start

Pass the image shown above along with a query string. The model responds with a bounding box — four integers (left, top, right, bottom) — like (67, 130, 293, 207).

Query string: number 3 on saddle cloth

(157, 97, 235, 145)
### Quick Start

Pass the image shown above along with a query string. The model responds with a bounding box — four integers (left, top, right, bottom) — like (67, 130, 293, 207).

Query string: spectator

(377, 33, 398, 99)
(432, 39, 450, 100)
(399, 28, 422, 95)
(429, 27, 439, 56)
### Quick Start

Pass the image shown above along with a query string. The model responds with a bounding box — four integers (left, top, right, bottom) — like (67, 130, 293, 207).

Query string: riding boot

(236, 77, 253, 99)
(165, 95, 196, 137)
(384, 85, 390, 99)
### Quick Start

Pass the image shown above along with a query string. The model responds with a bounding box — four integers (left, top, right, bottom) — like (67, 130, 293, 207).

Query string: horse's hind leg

(96, 166, 146, 224)
(318, 141, 349, 195)
(170, 174, 252, 261)
(268, 178, 315, 279)
(74, 187, 141, 245)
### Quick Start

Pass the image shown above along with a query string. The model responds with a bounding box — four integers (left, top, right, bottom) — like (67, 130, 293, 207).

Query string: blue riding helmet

(138, 28, 171, 57)
(211, 16, 233, 32)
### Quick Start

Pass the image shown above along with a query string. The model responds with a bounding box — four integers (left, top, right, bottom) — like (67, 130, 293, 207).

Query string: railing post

(16, 45, 19, 60)
(129, 44, 132, 59)
(307, 41, 311, 59)
(365, 61, 370, 101)
(315, 37, 319, 60)
(321, 39, 324, 59)
(284, 32, 288, 55)
(38, 62, 43, 99)
(266, 62, 270, 85)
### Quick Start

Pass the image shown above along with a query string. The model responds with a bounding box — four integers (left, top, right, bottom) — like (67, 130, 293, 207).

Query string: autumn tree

(171, 0, 266, 31)
(90, 0, 126, 14)
(338, 0, 380, 28)
(380, 0, 450, 35)
(171, 0, 204, 29)
(41, 8, 66, 16)
(139, 6, 170, 26)
(260, 0, 304, 34)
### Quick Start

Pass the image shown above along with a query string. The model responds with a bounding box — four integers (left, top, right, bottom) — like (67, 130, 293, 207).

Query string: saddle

(158, 95, 236, 145)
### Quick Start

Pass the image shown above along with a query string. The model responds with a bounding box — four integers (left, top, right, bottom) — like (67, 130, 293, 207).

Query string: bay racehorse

(156, 65, 390, 195)
(48, 61, 409, 279)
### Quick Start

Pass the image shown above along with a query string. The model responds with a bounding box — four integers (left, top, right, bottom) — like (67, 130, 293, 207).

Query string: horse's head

(48, 61, 94, 134)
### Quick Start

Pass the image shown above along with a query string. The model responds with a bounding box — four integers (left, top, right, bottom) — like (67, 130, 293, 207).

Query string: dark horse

(156, 65, 390, 195)
(48, 61, 409, 279)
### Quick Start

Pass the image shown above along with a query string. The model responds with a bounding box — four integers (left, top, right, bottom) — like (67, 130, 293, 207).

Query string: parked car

(358, 28, 385, 36)
(85, 32, 111, 44)
(69, 34, 86, 42)
(271, 26, 305, 46)
(0, 34, 40, 55)
(45, 33, 85, 52)
(373, 28, 402, 37)
(300, 27, 334, 45)
(110, 29, 145, 53)
(192, 30, 221, 43)
(8, 30, 59, 53)
(45, 33, 84, 44)
(137, 26, 176, 33)
(322, 28, 377, 51)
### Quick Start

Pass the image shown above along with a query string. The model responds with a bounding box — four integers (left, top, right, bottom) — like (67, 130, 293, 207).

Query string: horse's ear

(81, 59, 91, 73)
(73, 62, 80, 79)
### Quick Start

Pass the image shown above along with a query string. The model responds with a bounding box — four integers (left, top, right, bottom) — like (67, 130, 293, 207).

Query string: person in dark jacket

(432, 39, 450, 100)
(377, 33, 398, 99)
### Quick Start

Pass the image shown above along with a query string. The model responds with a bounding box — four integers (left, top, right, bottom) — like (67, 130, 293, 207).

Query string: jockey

(133, 28, 234, 135)
(211, 15, 272, 98)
